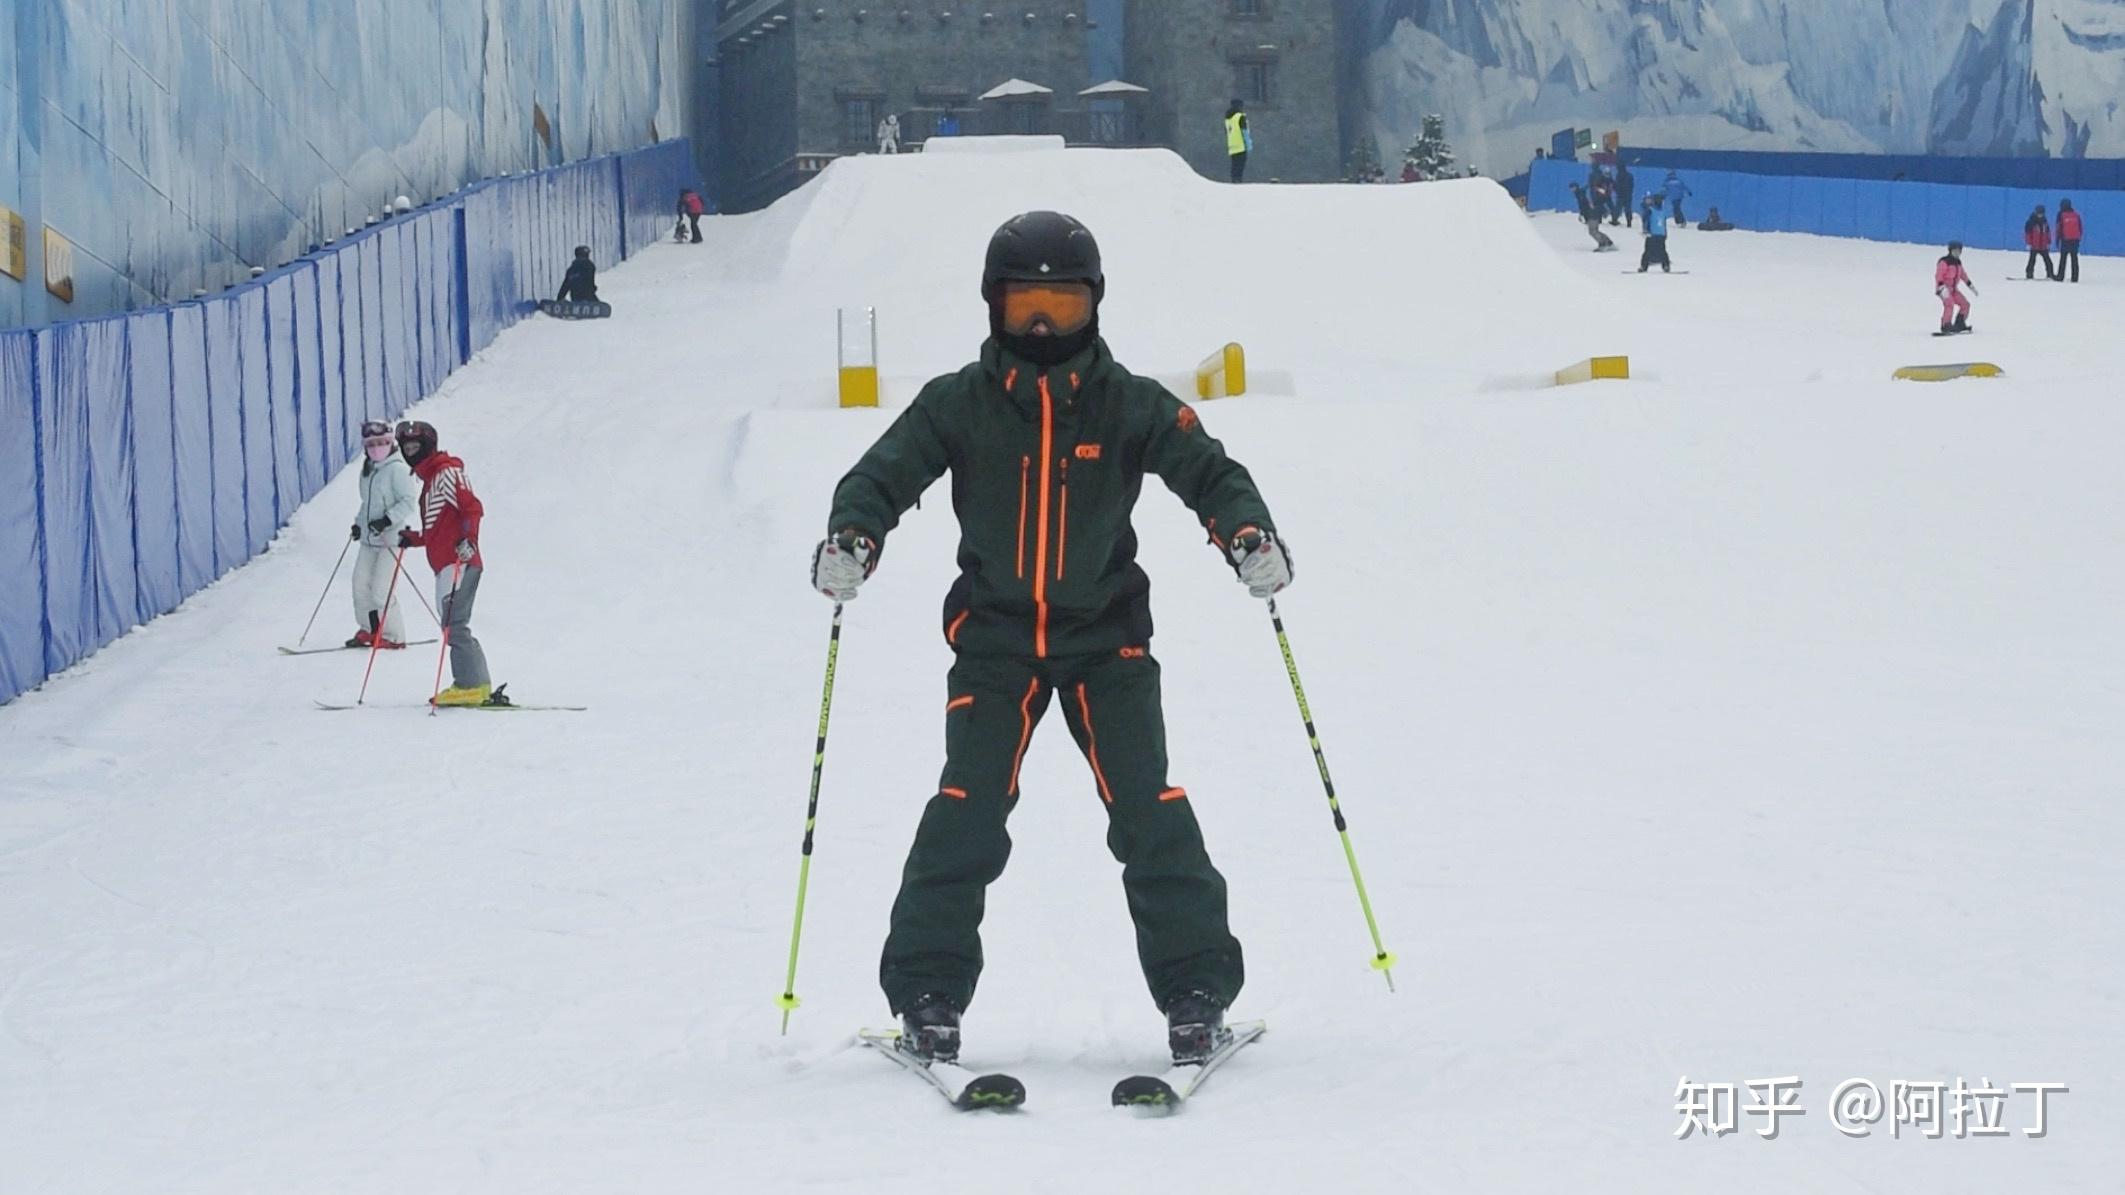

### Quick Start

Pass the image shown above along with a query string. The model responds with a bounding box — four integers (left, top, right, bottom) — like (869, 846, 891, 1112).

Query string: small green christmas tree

(1403, 114, 1456, 181)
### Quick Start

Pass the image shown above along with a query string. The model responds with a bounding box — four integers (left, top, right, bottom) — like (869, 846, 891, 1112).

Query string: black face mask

(992, 307, 1098, 367)
(399, 442, 430, 468)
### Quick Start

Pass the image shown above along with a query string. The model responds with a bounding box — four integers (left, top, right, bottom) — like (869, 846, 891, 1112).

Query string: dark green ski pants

(879, 649, 1244, 1014)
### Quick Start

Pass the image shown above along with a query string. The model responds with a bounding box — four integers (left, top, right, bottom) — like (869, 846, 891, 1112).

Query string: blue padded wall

(1530, 158, 2123, 255)
(0, 332, 49, 699)
(1, 141, 698, 704)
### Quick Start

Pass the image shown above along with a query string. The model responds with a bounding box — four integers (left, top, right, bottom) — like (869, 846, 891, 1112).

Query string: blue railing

(0, 140, 698, 704)
(1528, 158, 2122, 257)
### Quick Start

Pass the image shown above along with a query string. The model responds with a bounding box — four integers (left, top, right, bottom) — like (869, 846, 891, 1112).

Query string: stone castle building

(713, 0, 1343, 210)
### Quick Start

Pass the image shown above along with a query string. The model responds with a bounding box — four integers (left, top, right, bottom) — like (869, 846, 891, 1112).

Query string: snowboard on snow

(537, 299, 612, 320)
(1933, 326, 1975, 337)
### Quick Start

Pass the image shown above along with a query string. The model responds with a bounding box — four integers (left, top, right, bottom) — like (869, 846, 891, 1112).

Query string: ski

(315, 700, 586, 711)
(857, 1028, 1025, 1111)
(1111, 1019, 1266, 1113)
(279, 639, 436, 656)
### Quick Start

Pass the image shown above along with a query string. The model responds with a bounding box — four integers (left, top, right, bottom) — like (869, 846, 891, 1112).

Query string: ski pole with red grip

(427, 560, 464, 716)
(356, 547, 409, 705)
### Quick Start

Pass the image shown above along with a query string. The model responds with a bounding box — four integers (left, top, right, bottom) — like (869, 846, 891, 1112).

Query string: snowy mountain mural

(1349, 0, 2125, 174)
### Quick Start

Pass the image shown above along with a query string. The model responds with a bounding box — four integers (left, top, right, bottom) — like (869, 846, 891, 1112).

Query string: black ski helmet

(396, 419, 439, 466)
(981, 211, 1104, 305)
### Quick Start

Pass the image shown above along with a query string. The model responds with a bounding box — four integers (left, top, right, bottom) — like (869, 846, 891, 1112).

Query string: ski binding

(1112, 1019, 1266, 1113)
(857, 1028, 1025, 1111)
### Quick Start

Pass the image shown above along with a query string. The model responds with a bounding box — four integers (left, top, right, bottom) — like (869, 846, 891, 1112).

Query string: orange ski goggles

(998, 281, 1095, 335)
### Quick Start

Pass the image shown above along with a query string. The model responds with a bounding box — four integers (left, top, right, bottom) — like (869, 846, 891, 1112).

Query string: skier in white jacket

(348, 420, 422, 648)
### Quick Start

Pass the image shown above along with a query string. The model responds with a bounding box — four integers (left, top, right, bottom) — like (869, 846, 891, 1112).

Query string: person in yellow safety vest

(1225, 101, 1251, 183)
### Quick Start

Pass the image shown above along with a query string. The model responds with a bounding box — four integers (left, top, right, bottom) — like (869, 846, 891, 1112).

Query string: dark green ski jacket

(828, 337, 1276, 659)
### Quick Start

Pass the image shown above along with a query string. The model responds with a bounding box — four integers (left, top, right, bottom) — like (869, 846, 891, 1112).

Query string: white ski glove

(1229, 527, 1293, 599)
(811, 531, 878, 602)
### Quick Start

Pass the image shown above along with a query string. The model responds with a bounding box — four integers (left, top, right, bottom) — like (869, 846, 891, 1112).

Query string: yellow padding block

(1892, 362, 2003, 382)
(1195, 343, 1247, 399)
(838, 365, 879, 408)
(1554, 356, 1630, 386)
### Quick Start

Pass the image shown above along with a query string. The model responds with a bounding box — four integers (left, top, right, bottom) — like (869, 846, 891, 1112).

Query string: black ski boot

(1165, 990, 1231, 1065)
(900, 993, 962, 1064)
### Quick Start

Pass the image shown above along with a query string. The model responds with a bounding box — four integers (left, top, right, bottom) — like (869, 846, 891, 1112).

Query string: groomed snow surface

(4, 148, 2122, 1192)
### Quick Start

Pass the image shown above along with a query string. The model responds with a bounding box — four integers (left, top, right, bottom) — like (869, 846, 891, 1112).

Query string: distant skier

(1570, 183, 1615, 251)
(2023, 205, 2055, 280)
(811, 211, 1286, 1067)
(1225, 100, 1251, 183)
(1589, 171, 1616, 224)
(557, 246, 598, 303)
(1638, 193, 1673, 273)
(677, 189, 706, 243)
(347, 420, 420, 649)
(877, 113, 901, 154)
(1936, 240, 1975, 334)
(395, 421, 497, 707)
(2055, 199, 2082, 283)
(1663, 170, 1693, 226)
(1614, 163, 1636, 228)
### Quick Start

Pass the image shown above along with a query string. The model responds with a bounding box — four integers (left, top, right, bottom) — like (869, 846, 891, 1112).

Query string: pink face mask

(364, 439, 394, 462)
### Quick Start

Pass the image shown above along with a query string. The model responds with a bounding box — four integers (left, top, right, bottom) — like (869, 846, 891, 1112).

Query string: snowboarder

(1663, 170, 1693, 226)
(1698, 206, 1735, 231)
(1639, 193, 1673, 272)
(557, 246, 598, 303)
(1936, 240, 1975, 334)
(1569, 183, 1615, 251)
(1225, 101, 1251, 183)
(677, 189, 706, 244)
(810, 210, 1289, 1066)
(347, 420, 421, 649)
(2056, 199, 2082, 283)
(2024, 205, 2056, 280)
(1614, 163, 1636, 228)
(877, 113, 901, 155)
(394, 421, 496, 707)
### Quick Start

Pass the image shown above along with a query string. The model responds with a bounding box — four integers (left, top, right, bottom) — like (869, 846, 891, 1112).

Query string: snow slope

(3, 146, 2123, 1193)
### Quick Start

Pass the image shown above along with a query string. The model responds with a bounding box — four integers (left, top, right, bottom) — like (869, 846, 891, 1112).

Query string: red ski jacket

(2025, 216, 2052, 250)
(402, 452, 484, 573)
(2059, 209, 2083, 240)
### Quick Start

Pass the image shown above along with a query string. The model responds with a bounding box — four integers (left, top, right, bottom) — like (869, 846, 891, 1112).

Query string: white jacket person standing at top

(348, 420, 422, 648)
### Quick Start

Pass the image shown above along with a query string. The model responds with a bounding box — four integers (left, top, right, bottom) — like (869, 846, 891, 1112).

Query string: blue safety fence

(1528, 158, 2125, 257)
(1570, 147, 2125, 193)
(0, 139, 698, 704)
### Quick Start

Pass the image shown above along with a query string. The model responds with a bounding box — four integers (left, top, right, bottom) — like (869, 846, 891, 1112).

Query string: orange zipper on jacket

(1016, 454, 1029, 579)
(1033, 377, 1055, 657)
(1055, 457, 1069, 582)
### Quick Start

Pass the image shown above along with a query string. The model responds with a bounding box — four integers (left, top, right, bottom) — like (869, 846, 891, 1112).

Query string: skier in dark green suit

(809, 211, 1295, 1065)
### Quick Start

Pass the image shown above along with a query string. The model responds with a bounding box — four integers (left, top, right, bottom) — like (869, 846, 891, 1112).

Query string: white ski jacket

(355, 453, 422, 548)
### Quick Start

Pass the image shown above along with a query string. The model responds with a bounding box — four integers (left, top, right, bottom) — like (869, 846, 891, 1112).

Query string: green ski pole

(779, 603, 845, 1033)
(1266, 590, 1399, 990)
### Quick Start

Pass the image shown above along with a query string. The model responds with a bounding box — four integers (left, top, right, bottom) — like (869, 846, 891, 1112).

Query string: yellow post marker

(1892, 362, 2003, 382)
(837, 307, 879, 408)
(1195, 342, 1247, 399)
(1553, 356, 1630, 386)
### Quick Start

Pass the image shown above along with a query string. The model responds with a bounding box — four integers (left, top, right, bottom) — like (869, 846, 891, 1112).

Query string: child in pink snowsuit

(1935, 241, 1974, 333)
